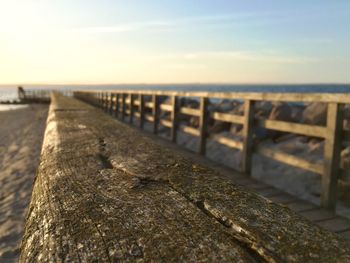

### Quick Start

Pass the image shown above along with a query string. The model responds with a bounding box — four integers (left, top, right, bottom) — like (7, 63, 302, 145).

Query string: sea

(1, 84, 350, 110)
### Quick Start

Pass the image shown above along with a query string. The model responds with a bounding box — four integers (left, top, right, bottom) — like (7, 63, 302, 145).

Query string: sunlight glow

(0, 0, 349, 84)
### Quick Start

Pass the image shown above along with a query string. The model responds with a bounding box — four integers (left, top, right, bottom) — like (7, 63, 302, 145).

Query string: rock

(341, 147, 350, 182)
(210, 121, 231, 134)
(231, 102, 244, 115)
(254, 101, 273, 119)
(208, 101, 243, 134)
(344, 120, 350, 131)
(344, 105, 350, 119)
(189, 116, 199, 128)
(338, 181, 350, 205)
(180, 98, 199, 108)
(269, 102, 293, 122)
(291, 104, 305, 122)
(208, 99, 233, 112)
(177, 98, 200, 126)
(302, 102, 328, 126)
(256, 103, 293, 142)
(338, 146, 350, 206)
(230, 123, 243, 135)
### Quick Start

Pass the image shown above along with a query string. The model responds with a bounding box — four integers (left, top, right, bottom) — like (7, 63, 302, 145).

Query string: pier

(75, 90, 350, 210)
(20, 93, 350, 262)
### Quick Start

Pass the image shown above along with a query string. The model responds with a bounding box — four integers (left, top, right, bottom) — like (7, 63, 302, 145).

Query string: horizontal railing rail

(74, 89, 350, 210)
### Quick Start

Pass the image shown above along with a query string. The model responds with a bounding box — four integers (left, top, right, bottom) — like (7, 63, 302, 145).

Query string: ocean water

(1, 84, 350, 102)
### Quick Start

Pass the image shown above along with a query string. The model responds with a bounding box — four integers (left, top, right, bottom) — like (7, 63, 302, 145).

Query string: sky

(0, 0, 349, 84)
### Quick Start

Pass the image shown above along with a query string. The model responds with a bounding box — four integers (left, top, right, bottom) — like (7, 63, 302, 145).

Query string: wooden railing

(74, 90, 350, 210)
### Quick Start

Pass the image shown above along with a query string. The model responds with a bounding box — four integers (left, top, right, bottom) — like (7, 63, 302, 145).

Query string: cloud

(74, 20, 172, 34)
(72, 12, 272, 34)
(164, 51, 321, 64)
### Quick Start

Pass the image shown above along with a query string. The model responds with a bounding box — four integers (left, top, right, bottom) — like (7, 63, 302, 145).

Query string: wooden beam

(212, 112, 244, 124)
(171, 96, 179, 143)
(121, 93, 126, 121)
(256, 146, 324, 175)
(160, 119, 172, 128)
(115, 94, 120, 118)
(258, 119, 327, 138)
(180, 107, 201, 116)
(129, 93, 134, 124)
(145, 102, 154, 108)
(160, 104, 173, 112)
(241, 100, 255, 175)
(99, 92, 103, 108)
(104, 92, 108, 111)
(110, 93, 115, 115)
(101, 92, 105, 109)
(152, 95, 159, 134)
(24, 93, 350, 262)
(211, 135, 243, 150)
(322, 103, 343, 210)
(144, 114, 154, 122)
(199, 98, 209, 155)
(179, 125, 200, 137)
(140, 94, 145, 129)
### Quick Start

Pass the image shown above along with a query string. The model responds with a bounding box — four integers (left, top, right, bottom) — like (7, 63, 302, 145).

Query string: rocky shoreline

(152, 98, 350, 213)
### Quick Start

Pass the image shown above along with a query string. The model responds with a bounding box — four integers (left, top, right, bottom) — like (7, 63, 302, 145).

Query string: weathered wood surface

(75, 90, 349, 210)
(131, 128, 350, 240)
(20, 94, 350, 262)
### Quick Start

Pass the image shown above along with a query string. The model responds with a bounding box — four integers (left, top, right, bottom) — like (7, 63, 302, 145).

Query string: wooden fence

(74, 90, 350, 210)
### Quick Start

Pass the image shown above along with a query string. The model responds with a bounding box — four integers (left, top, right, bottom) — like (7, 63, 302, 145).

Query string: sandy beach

(0, 105, 48, 262)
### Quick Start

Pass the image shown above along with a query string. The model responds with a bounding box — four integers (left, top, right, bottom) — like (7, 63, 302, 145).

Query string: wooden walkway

(75, 89, 350, 211)
(140, 128, 350, 240)
(21, 93, 350, 262)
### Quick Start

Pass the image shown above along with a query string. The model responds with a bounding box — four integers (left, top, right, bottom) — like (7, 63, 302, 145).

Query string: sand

(0, 105, 48, 263)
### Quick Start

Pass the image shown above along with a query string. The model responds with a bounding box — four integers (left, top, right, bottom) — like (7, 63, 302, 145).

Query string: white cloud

(72, 20, 172, 34)
(163, 51, 321, 64)
(72, 12, 271, 34)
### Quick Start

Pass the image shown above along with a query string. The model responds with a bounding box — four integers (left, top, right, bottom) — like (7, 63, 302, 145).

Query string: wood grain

(20, 94, 350, 262)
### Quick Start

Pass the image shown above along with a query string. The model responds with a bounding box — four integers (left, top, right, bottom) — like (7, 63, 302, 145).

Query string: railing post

(241, 100, 255, 175)
(93, 93, 97, 106)
(199, 97, 209, 155)
(152, 95, 159, 134)
(171, 96, 179, 143)
(109, 93, 114, 115)
(115, 94, 120, 118)
(100, 92, 103, 108)
(140, 94, 145, 129)
(122, 93, 126, 121)
(108, 93, 112, 113)
(129, 93, 134, 124)
(322, 102, 343, 210)
(104, 92, 108, 111)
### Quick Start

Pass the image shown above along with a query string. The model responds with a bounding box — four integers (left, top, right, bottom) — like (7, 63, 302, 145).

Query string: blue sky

(0, 0, 349, 84)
